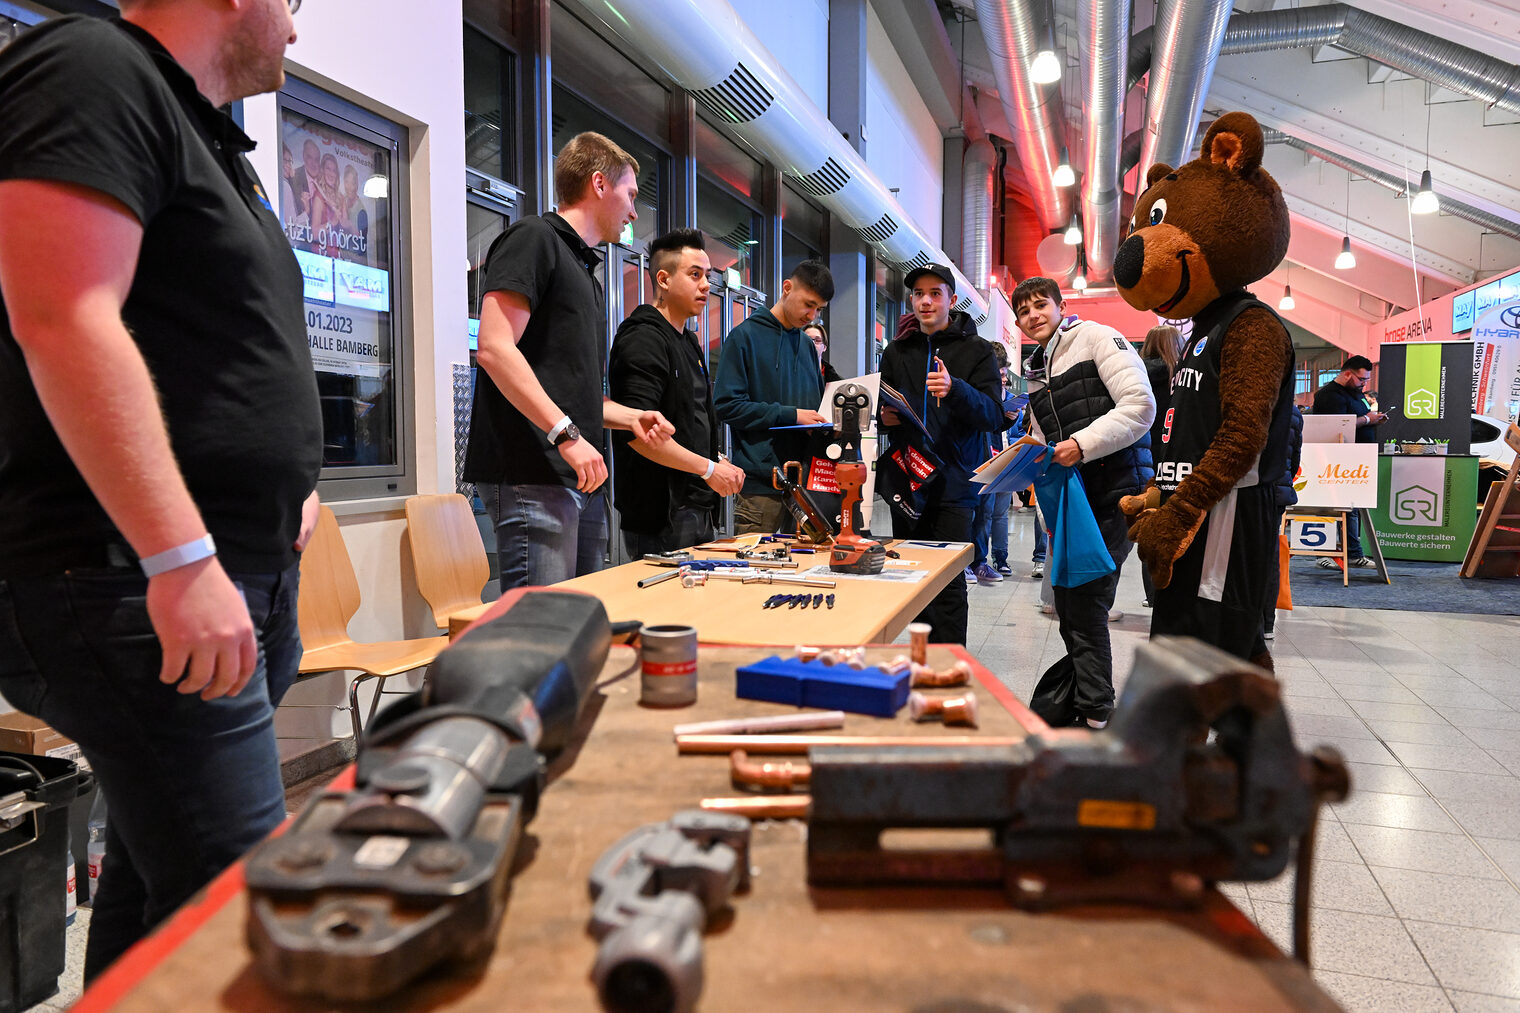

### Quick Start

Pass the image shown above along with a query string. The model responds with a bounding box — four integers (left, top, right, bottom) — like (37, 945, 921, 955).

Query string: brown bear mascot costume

(1113, 111, 1294, 671)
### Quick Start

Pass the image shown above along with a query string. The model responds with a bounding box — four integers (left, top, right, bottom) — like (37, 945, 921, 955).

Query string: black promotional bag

(1028, 655, 1079, 727)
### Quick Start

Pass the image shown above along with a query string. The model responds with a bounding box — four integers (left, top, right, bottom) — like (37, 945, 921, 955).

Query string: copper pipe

(700, 795, 812, 819)
(676, 734, 1018, 755)
(730, 750, 812, 791)
(908, 690, 980, 728)
(910, 660, 973, 688)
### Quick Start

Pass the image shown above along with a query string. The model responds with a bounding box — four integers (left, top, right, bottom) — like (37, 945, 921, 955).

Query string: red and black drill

(826, 383, 886, 575)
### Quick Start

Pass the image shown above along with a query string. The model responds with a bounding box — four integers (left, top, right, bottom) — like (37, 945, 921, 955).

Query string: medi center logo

(1392, 483, 1443, 527)
(1316, 463, 1371, 485)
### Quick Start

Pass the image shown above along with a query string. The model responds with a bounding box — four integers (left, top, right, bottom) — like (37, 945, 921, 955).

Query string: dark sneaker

(994, 561, 1013, 575)
(974, 562, 1004, 585)
(964, 566, 977, 580)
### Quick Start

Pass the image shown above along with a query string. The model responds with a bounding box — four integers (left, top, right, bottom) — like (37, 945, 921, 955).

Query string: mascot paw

(1132, 498, 1207, 590)
(1119, 485, 1160, 518)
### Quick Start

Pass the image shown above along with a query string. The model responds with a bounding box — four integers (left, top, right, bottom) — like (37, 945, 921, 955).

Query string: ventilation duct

(961, 139, 996, 290)
(1127, 5, 1520, 115)
(1137, 0, 1233, 183)
(564, 0, 988, 323)
(973, 0, 1072, 233)
(1077, 0, 1130, 282)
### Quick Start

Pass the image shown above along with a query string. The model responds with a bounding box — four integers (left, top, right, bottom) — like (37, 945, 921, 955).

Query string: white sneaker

(1040, 603, 1056, 615)
(1263, 629, 1275, 641)
(1085, 716, 1108, 730)
(1030, 563, 1045, 579)
(1108, 608, 1124, 622)
(1316, 557, 1338, 570)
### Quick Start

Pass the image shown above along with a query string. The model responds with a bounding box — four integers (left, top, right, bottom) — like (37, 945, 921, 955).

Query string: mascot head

(1113, 111, 1289, 320)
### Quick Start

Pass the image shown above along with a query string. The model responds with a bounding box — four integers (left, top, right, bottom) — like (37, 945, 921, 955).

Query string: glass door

(599, 242, 651, 565)
(698, 276, 767, 536)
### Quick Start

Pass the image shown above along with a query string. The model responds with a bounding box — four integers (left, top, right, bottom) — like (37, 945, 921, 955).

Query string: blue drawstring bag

(1031, 461, 1115, 588)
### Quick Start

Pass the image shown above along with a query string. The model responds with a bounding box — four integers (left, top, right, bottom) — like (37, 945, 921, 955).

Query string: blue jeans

(0, 561, 300, 980)
(973, 492, 1014, 567)
(481, 482, 607, 590)
(1032, 503, 1048, 563)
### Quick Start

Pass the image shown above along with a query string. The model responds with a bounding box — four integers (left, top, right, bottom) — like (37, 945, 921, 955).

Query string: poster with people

(277, 106, 393, 379)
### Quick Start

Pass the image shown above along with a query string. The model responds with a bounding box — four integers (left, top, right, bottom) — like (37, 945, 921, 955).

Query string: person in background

(1264, 403, 1303, 639)
(970, 341, 1019, 583)
(1138, 324, 1182, 606)
(1014, 277, 1154, 727)
(464, 131, 674, 590)
(804, 321, 843, 385)
(1311, 354, 1384, 568)
(878, 264, 1003, 644)
(713, 260, 834, 534)
(609, 228, 744, 556)
(0, 0, 321, 978)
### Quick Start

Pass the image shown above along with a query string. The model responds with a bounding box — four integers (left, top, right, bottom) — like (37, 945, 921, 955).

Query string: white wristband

(139, 534, 217, 577)
(702, 459, 716, 480)
(546, 414, 572, 443)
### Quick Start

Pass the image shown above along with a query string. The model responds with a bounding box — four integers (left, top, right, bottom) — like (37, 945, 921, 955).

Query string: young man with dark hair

(1013, 277, 1155, 728)
(878, 264, 1004, 644)
(1311, 354, 1384, 568)
(609, 229, 744, 555)
(464, 131, 674, 589)
(713, 259, 835, 533)
(0, 0, 322, 977)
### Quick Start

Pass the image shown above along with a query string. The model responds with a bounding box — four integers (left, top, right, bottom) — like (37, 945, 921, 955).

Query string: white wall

(728, 0, 830, 113)
(864, 2, 942, 249)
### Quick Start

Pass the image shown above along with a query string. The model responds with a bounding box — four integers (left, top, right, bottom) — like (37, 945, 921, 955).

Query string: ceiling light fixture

(1279, 265, 1296, 311)
(1052, 159, 1075, 188)
(1063, 218, 1082, 245)
(1335, 235, 1356, 270)
(1030, 49, 1061, 84)
(1072, 253, 1088, 291)
(1411, 168, 1439, 215)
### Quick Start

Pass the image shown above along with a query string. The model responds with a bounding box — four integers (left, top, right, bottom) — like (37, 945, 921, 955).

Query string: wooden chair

(297, 505, 447, 740)
(404, 493, 492, 636)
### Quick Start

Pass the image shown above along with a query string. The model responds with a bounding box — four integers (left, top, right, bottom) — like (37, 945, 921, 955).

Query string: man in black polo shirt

(464, 131, 674, 589)
(610, 228, 745, 555)
(0, 0, 321, 979)
(1312, 354, 1386, 566)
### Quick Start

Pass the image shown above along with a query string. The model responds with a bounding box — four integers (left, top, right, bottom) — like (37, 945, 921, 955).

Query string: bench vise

(807, 637, 1349, 912)
(244, 589, 609, 1001)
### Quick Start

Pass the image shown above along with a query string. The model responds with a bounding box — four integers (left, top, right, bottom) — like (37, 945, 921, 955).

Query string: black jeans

(0, 562, 301, 981)
(892, 501, 974, 645)
(622, 505, 715, 558)
(1051, 504, 1132, 721)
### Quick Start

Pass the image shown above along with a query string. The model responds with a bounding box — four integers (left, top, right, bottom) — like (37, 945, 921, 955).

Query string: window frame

(278, 77, 417, 501)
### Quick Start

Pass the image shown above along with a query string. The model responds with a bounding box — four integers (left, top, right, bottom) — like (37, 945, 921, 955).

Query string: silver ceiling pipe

(1128, 5, 1520, 115)
(1136, 0, 1233, 183)
(973, 0, 1073, 233)
(563, 0, 989, 322)
(961, 139, 997, 289)
(1078, 0, 1131, 282)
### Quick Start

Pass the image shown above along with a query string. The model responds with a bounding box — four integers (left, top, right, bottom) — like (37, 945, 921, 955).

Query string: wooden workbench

(79, 645, 1340, 1012)
(449, 540, 972, 644)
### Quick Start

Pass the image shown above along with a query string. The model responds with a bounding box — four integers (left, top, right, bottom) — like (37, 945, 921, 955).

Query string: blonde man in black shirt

(0, 0, 320, 979)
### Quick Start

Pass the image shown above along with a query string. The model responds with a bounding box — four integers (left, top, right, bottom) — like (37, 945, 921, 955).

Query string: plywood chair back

(405, 493, 490, 628)
(296, 505, 363, 652)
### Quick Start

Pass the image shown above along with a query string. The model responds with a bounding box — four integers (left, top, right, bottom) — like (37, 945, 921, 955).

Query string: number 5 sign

(1288, 518, 1341, 552)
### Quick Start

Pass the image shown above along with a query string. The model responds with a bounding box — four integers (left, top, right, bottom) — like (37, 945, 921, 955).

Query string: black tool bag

(877, 433, 943, 525)
(1028, 655, 1081, 728)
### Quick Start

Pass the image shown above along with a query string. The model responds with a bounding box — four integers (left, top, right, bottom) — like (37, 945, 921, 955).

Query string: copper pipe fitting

(908, 690, 980, 728)
(699, 795, 811, 819)
(881, 654, 912, 676)
(907, 622, 932, 665)
(795, 645, 822, 662)
(676, 734, 1017, 755)
(730, 750, 812, 791)
(910, 660, 972, 688)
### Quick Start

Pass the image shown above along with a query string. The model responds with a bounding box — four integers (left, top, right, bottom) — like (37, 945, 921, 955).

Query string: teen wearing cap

(878, 264, 1003, 644)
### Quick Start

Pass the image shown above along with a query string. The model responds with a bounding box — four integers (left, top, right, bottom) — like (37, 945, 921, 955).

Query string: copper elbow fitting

(730, 749, 812, 791)
(907, 690, 980, 728)
(910, 660, 972, 688)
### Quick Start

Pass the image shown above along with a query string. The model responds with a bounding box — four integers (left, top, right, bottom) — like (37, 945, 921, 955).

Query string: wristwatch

(551, 422, 581, 446)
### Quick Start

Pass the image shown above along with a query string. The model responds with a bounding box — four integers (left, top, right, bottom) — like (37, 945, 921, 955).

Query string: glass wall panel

(551, 86, 663, 246)
(697, 176, 761, 291)
(463, 25, 516, 182)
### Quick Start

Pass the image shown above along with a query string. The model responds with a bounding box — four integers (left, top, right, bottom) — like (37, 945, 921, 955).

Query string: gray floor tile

(1339, 682, 1430, 705)
(1313, 971, 1454, 1013)
(1450, 991, 1520, 1012)
(1277, 675, 1344, 699)
(1315, 734, 1401, 765)
(1311, 817, 1365, 864)
(1371, 866, 1520, 933)
(1293, 712, 1379, 740)
(1443, 799, 1520, 841)
(1483, 748, 1520, 778)
(1332, 790, 1461, 833)
(1457, 726, 1520, 751)
(1422, 688, 1516, 711)
(1368, 720, 1477, 747)
(1285, 693, 1361, 718)
(1436, 707, 1520, 731)
(1252, 902, 1436, 984)
(1346, 760, 1430, 797)
(1475, 837, 1520, 881)
(1406, 921, 1520, 997)
(1408, 769, 1520, 805)
(1344, 823, 1503, 878)
(1350, 700, 1454, 725)
(1246, 858, 1394, 916)
(1384, 741, 1511, 776)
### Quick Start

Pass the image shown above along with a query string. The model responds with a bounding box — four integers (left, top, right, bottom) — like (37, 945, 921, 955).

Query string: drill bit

(811, 594, 823, 609)
(825, 594, 836, 609)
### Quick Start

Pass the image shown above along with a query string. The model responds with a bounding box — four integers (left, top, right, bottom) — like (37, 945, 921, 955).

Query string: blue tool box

(735, 657, 910, 717)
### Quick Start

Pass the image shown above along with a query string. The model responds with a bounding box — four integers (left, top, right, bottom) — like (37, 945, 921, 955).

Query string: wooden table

(79, 645, 1339, 1013)
(449, 540, 973, 645)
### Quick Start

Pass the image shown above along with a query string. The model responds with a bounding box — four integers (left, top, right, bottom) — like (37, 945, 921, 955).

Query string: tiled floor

(956, 508, 1520, 1012)
(36, 509, 1520, 1011)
